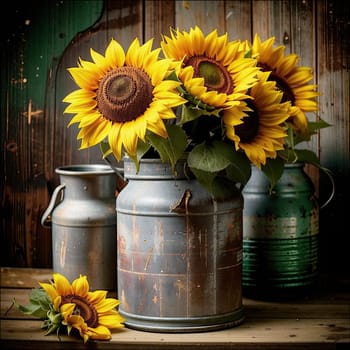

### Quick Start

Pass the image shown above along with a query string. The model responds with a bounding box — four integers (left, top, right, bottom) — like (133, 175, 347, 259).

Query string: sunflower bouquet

(63, 26, 329, 197)
(12, 273, 124, 343)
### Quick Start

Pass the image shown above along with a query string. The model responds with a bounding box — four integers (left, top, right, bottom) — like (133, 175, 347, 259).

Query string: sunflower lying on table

(13, 273, 124, 343)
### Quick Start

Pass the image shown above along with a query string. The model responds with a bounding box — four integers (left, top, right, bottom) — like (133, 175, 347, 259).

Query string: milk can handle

(103, 157, 128, 191)
(41, 184, 66, 228)
(320, 166, 335, 209)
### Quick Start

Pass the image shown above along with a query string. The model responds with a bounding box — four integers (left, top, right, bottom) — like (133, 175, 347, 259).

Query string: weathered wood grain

(1, 268, 349, 350)
(0, 0, 349, 274)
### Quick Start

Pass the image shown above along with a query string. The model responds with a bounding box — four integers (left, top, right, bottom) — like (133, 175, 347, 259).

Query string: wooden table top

(1, 267, 349, 349)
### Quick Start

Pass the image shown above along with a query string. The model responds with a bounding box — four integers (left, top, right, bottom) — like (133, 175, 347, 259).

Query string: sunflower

(161, 26, 259, 130)
(63, 38, 186, 161)
(250, 33, 319, 134)
(227, 71, 290, 167)
(39, 273, 124, 343)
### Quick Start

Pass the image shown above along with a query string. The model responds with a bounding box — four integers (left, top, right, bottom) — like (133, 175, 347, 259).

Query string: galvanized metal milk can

(242, 163, 328, 297)
(41, 164, 117, 290)
(116, 158, 244, 332)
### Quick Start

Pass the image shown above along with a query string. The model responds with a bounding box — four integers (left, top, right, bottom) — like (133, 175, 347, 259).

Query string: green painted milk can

(242, 163, 322, 297)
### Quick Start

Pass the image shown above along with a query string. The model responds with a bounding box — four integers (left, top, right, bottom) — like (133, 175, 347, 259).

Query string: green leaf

(278, 148, 321, 168)
(29, 287, 50, 304)
(188, 141, 251, 185)
(308, 119, 332, 131)
(189, 167, 216, 193)
(187, 141, 232, 173)
(13, 300, 47, 319)
(125, 140, 152, 173)
(225, 152, 252, 186)
(188, 141, 251, 197)
(292, 149, 321, 167)
(292, 119, 331, 145)
(278, 148, 298, 163)
(190, 167, 241, 199)
(44, 323, 61, 336)
(13, 288, 52, 319)
(210, 176, 242, 199)
(261, 157, 285, 190)
(165, 70, 180, 82)
(180, 105, 205, 124)
(136, 139, 151, 160)
(179, 104, 222, 125)
(244, 48, 253, 58)
(146, 124, 188, 169)
(99, 139, 112, 158)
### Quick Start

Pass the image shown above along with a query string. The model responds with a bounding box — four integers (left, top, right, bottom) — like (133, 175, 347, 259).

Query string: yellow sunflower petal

(60, 303, 75, 318)
(63, 98, 97, 114)
(76, 111, 102, 128)
(90, 48, 108, 71)
(296, 100, 318, 111)
(94, 298, 120, 313)
(38, 282, 59, 302)
(119, 122, 139, 156)
(71, 275, 89, 297)
(98, 313, 125, 328)
(62, 89, 96, 104)
(78, 58, 105, 78)
(88, 325, 112, 340)
(53, 273, 73, 296)
(147, 59, 173, 85)
(105, 38, 126, 69)
(87, 290, 108, 304)
(67, 67, 99, 90)
(277, 54, 299, 76)
(136, 39, 156, 68)
(78, 118, 112, 149)
(153, 90, 186, 108)
(108, 123, 123, 160)
(125, 37, 141, 67)
(147, 118, 168, 138)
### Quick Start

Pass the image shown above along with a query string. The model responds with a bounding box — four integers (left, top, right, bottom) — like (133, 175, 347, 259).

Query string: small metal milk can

(41, 164, 117, 290)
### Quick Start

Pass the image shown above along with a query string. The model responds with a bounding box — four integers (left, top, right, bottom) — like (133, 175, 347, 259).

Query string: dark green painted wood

(1, 0, 104, 267)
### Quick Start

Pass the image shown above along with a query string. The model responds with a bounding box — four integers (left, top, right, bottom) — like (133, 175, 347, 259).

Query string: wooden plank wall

(1, 1, 349, 279)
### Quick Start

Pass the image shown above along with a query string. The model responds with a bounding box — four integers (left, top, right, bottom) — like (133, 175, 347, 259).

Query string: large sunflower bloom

(39, 273, 124, 343)
(63, 38, 186, 160)
(161, 26, 259, 125)
(250, 33, 319, 133)
(227, 71, 290, 167)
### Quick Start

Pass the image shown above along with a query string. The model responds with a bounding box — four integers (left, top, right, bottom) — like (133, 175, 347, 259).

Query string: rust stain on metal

(59, 237, 67, 268)
(170, 189, 191, 214)
(144, 247, 153, 271)
(183, 1, 190, 9)
(120, 289, 130, 312)
(174, 279, 186, 297)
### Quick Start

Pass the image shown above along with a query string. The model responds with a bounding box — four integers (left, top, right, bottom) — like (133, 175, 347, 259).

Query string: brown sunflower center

(258, 63, 295, 104)
(186, 56, 234, 94)
(235, 100, 259, 143)
(61, 294, 98, 328)
(97, 66, 154, 122)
